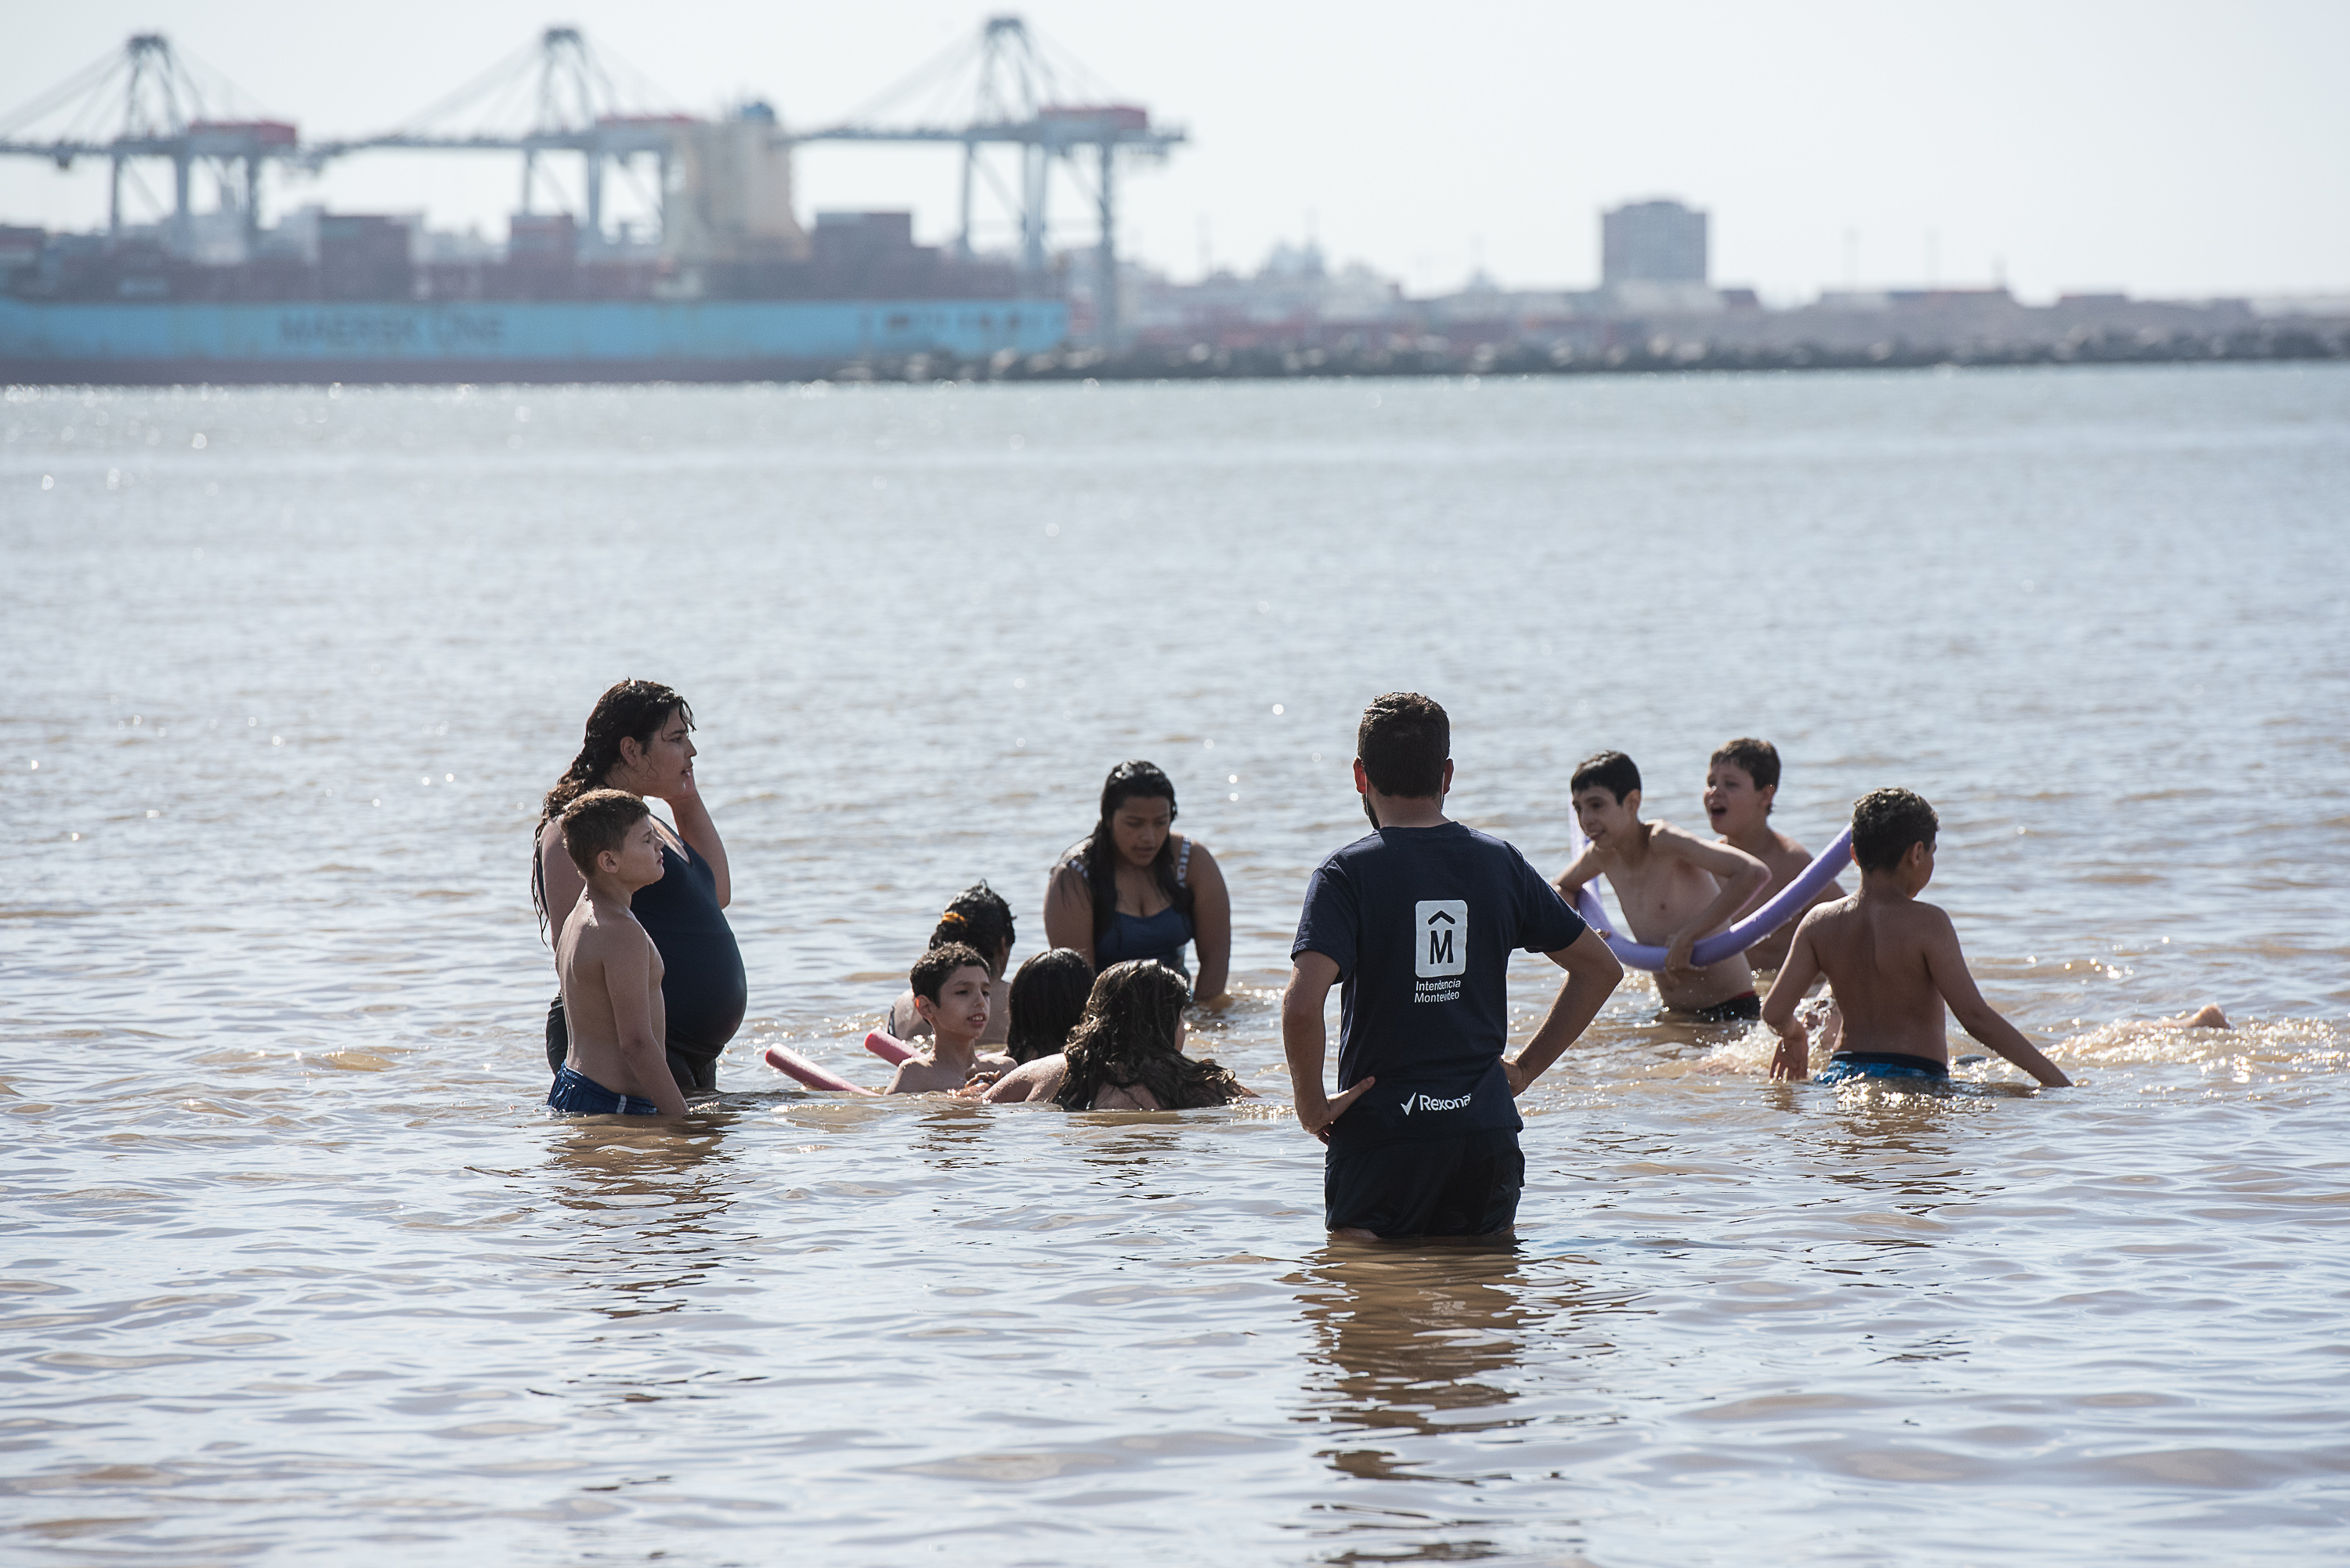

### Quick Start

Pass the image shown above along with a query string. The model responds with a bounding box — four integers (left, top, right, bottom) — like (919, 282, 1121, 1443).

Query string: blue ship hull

(0, 296, 1069, 383)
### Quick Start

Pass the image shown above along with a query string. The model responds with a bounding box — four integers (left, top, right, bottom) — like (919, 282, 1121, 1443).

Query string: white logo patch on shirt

(1414, 899, 1466, 1003)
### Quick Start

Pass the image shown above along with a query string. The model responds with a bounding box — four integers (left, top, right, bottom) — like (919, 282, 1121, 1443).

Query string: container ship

(0, 203, 1069, 385)
(0, 24, 1174, 384)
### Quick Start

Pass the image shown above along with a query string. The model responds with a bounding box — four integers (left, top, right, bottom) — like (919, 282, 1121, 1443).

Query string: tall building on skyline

(1603, 199, 1708, 285)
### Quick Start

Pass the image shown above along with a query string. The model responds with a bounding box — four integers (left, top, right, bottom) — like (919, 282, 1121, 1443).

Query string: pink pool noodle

(765, 1044, 878, 1095)
(864, 1030, 915, 1064)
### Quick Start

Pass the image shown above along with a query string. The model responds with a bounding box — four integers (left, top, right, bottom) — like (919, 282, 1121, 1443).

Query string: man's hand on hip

(1295, 1076, 1376, 1144)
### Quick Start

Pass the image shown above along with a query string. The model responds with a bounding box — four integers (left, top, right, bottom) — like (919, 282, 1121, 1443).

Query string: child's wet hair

(1709, 737, 1781, 795)
(1007, 948, 1093, 1064)
(911, 941, 990, 1003)
(927, 882, 1014, 974)
(1852, 788, 1939, 872)
(559, 789, 651, 876)
(1054, 960, 1243, 1111)
(1356, 692, 1449, 798)
(1571, 750, 1641, 804)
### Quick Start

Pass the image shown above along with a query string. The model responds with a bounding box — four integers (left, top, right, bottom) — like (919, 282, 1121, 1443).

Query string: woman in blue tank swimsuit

(533, 680, 747, 1095)
(1043, 761, 1231, 1008)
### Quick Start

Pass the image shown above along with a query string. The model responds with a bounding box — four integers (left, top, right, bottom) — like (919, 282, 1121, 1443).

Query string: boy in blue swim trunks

(1762, 788, 2070, 1087)
(548, 789, 691, 1118)
(1285, 693, 1624, 1241)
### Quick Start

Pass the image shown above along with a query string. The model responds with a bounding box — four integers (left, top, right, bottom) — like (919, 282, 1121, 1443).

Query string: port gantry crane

(301, 26, 685, 253)
(1, 17, 1182, 342)
(0, 27, 678, 256)
(0, 32, 298, 247)
(791, 14, 1185, 344)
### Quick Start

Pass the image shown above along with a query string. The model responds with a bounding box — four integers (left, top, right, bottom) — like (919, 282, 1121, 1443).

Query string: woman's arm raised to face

(537, 819, 587, 946)
(1042, 861, 1097, 969)
(661, 766, 731, 909)
(1187, 842, 1232, 1006)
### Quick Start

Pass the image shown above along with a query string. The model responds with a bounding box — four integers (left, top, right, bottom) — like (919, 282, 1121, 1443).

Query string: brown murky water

(5, 366, 2348, 1563)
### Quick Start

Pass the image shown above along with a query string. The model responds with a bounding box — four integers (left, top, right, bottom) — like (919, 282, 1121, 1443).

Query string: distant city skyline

(2, 0, 2343, 303)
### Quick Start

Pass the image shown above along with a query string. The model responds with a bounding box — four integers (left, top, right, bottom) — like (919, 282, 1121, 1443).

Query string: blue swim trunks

(547, 1064, 660, 1116)
(1815, 1051, 1950, 1085)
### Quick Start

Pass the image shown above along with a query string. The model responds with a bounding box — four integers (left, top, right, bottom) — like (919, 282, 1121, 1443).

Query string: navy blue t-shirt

(1292, 822, 1587, 1151)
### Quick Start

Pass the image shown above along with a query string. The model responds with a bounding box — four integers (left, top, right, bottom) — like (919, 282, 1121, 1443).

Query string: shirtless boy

(1554, 751, 1770, 1021)
(1705, 737, 1845, 973)
(548, 789, 691, 1118)
(1762, 788, 2070, 1087)
(884, 942, 997, 1094)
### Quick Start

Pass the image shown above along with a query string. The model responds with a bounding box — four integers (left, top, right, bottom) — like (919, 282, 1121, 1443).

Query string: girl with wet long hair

(533, 678, 745, 1094)
(1043, 760, 1233, 1006)
(1054, 960, 1248, 1111)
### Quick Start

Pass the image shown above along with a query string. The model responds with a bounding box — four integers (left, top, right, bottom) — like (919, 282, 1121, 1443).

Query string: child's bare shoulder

(1910, 899, 1961, 943)
(1870, 897, 1956, 956)
(886, 1058, 963, 1095)
(1795, 893, 1862, 938)
(574, 909, 656, 977)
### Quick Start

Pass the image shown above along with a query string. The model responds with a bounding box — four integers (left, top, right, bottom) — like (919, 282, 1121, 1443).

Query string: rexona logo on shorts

(1398, 1090, 1473, 1116)
(1413, 899, 1466, 1004)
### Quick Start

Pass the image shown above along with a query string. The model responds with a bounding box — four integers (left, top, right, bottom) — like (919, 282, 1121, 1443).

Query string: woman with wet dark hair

(1043, 760, 1231, 1006)
(533, 678, 745, 1095)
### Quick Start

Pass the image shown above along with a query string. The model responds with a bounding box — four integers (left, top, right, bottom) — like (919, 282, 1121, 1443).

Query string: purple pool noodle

(1567, 826, 1854, 974)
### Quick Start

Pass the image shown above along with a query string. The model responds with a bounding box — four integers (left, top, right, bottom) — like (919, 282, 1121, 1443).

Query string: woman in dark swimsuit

(533, 680, 747, 1094)
(1043, 760, 1231, 1007)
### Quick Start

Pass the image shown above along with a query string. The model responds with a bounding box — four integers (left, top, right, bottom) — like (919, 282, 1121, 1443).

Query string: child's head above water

(1708, 737, 1780, 797)
(1007, 948, 1092, 1064)
(910, 940, 992, 1047)
(1571, 750, 1641, 804)
(927, 882, 1015, 976)
(559, 789, 660, 886)
(1852, 787, 1939, 877)
(1705, 737, 1780, 836)
(1570, 750, 1643, 842)
(1054, 959, 1242, 1111)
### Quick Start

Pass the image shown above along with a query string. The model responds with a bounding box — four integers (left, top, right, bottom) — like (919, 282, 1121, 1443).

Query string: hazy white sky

(3, 1, 2343, 302)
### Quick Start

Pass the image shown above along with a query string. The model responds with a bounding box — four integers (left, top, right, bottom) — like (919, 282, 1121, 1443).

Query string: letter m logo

(1415, 901, 1467, 977)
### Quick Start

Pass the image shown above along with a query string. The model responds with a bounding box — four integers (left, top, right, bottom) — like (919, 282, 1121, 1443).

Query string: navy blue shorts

(1815, 1051, 1950, 1085)
(1325, 1129, 1524, 1239)
(545, 996, 717, 1092)
(547, 1064, 660, 1116)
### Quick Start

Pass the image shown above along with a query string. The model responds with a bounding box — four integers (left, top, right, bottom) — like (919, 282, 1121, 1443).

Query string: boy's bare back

(1774, 893, 1960, 1062)
(1762, 793, 2069, 1086)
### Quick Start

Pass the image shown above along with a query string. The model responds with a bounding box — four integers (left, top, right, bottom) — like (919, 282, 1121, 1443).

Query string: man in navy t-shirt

(1285, 693, 1623, 1240)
